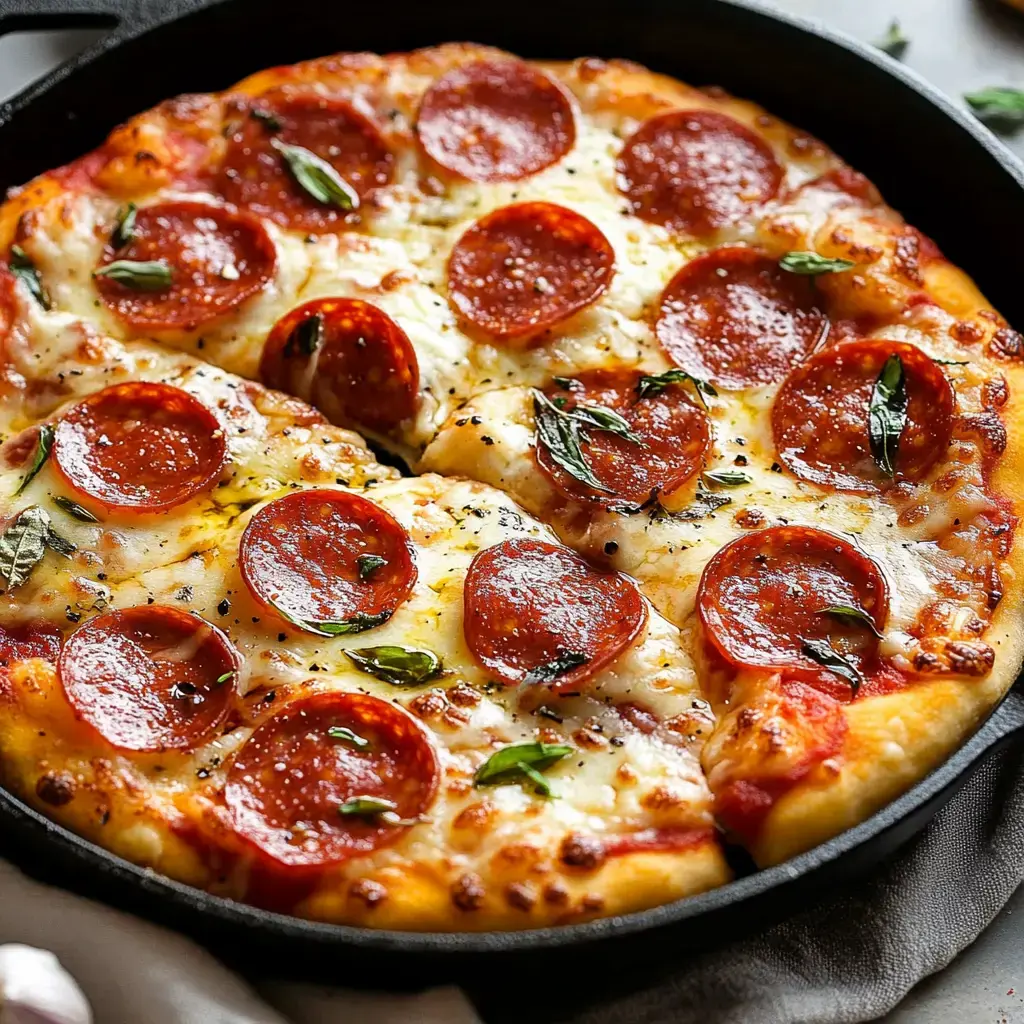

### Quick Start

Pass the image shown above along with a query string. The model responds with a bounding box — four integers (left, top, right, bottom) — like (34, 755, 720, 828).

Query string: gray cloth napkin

(553, 739, 1024, 1024)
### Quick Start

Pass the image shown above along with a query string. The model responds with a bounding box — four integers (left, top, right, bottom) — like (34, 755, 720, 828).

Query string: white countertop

(1, 7, 1022, 1021)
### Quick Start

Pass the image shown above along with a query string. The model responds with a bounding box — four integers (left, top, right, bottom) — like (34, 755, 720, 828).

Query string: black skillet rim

(1, 0, 1024, 955)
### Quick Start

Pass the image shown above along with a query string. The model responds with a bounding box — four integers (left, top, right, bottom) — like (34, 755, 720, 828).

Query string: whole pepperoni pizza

(0, 43, 1022, 931)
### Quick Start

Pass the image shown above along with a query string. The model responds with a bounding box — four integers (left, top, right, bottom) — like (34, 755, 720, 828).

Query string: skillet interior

(1, 0, 1024, 994)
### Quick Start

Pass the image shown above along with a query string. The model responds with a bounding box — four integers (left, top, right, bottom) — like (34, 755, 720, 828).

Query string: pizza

(0, 43, 1022, 931)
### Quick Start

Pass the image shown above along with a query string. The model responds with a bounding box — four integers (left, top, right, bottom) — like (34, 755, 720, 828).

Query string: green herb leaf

(9, 245, 50, 310)
(569, 403, 641, 444)
(873, 19, 909, 60)
(778, 251, 856, 276)
(112, 202, 138, 248)
(522, 651, 589, 686)
(283, 313, 324, 358)
(965, 87, 1024, 134)
(13, 424, 54, 496)
(552, 376, 577, 390)
(43, 525, 76, 558)
(94, 259, 173, 290)
(868, 354, 908, 478)
(51, 495, 100, 523)
(345, 645, 441, 686)
(215, 670, 237, 687)
(634, 368, 717, 408)
(327, 725, 370, 749)
(338, 795, 396, 817)
(251, 108, 282, 132)
(271, 138, 358, 210)
(0, 506, 63, 591)
(932, 357, 970, 366)
(515, 761, 556, 798)
(801, 638, 863, 694)
(356, 553, 387, 581)
(474, 741, 574, 795)
(817, 605, 885, 639)
(702, 468, 751, 487)
(533, 390, 609, 493)
(277, 606, 392, 637)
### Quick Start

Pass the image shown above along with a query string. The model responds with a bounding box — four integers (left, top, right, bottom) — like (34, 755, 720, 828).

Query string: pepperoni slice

(225, 690, 439, 870)
(0, 620, 62, 670)
(239, 489, 416, 631)
(448, 202, 614, 340)
(655, 247, 827, 389)
(772, 339, 955, 492)
(697, 526, 888, 679)
(259, 298, 419, 436)
(463, 537, 647, 690)
(617, 110, 782, 235)
(416, 59, 575, 182)
(51, 382, 226, 513)
(95, 201, 275, 331)
(535, 368, 710, 505)
(219, 94, 393, 233)
(58, 607, 239, 752)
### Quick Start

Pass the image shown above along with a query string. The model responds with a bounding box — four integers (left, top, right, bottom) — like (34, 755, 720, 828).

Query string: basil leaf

(251, 108, 282, 132)
(345, 645, 441, 686)
(356, 553, 387, 581)
(801, 638, 863, 694)
(338, 795, 396, 817)
(0, 507, 52, 590)
(778, 251, 855, 276)
(112, 202, 138, 248)
(271, 139, 358, 211)
(9, 245, 50, 310)
(552, 376, 577, 390)
(283, 313, 324, 358)
(867, 354, 908, 478)
(533, 390, 609, 493)
(14, 424, 54, 496)
(634, 368, 717, 409)
(703, 468, 751, 487)
(280, 608, 392, 637)
(474, 741, 574, 793)
(94, 259, 173, 290)
(515, 761, 556, 798)
(569, 403, 641, 444)
(51, 495, 99, 523)
(817, 604, 885, 639)
(43, 525, 76, 558)
(965, 87, 1024, 133)
(523, 651, 589, 686)
(327, 725, 370, 749)
(873, 19, 909, 60)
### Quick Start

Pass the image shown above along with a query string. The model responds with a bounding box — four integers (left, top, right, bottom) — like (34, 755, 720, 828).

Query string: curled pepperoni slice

(463, 537, 647, 690)
(535, 368, 710, 506)
(656, 247, 827, 389)
(772, 339, 955, 492)
(239, 489, 416, 632)
(95, 201, 275, 331)
(225, 690, 439, 870)
(697, 526, 888, 678)
(52, 382, 227, 513)
(219, 94, 393, 233)
(448, 202, 614, 340)
(58, 607, 239, 752)
(0, 620, 61, 669)
(617, 110, 782, 235)
(259, 298, 419, 436)
(416, 59, 575, 182)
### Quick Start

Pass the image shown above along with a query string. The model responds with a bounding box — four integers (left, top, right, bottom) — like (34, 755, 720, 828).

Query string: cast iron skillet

(1, 0, 1024, 1004)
